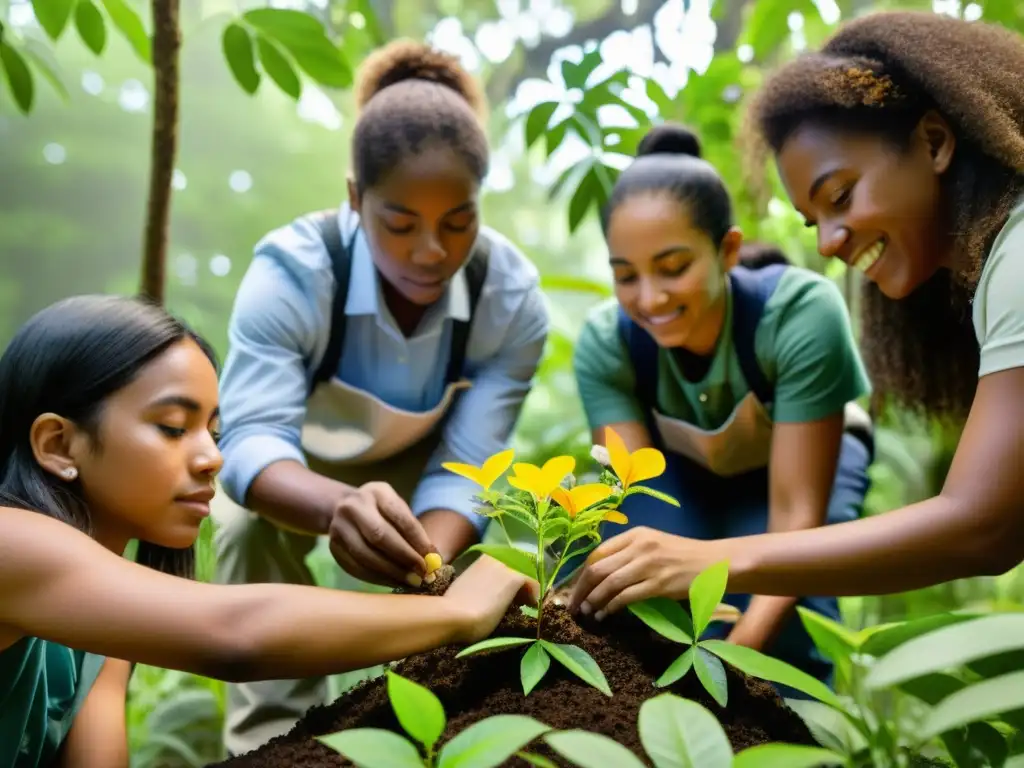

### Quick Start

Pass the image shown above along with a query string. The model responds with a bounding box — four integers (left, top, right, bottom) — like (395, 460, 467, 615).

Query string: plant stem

(140, 0, 181, 303)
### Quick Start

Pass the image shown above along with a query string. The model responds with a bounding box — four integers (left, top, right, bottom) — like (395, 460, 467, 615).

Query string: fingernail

(580, 601, 591, 615)
(595, 610, 606, 622)
(424, 572, 436, 584)
(405, 572, 423, 588)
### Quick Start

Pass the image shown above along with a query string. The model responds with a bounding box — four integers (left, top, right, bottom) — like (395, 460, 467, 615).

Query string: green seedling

(627, 561, 842, 710)
(442, 426, 679, 697)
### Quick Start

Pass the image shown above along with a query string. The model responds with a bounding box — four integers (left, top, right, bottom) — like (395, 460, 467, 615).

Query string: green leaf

(221, 23, 260, 95)
(940, 721, 1009, 768)
(628, 598, 694, 645)
(525, 101, 559, 149)
(920, 671, 1024, 741)
(859, 611, 984, 658)
(520, 605, 538, 619)
(317, 728, 423, 768)
(623, 485, 681, 507)
(733, 743, 847, 768)
(20, 41, 69, 101)
(561, 49, 602, 90)
(74, 0, 107, 55)
(656, 647, 695, 688)
(796, 607, 859, 664)
(437, 714, 550, 768)
(243, 8, 350, 88)
(386, 671, 445, 751)
(518, 753, 559, 768)
(694, 647, 728, 708)
(99, 0, 150, 62)
(465, 544, 538, 581)
(701, 640, 842, 709)
(638, 693, 733, 768)
(545, 730, 647, 768)
(0, 41, 33, 114)
(865, 614, 1024, 690)
(521, 642, 550, 695)
(456, 636, 533, 659)
(539, 641, 611, 697)
(32, 0, 76, 40)
(255, 34, 301, 100)
(689, 560, 729, 639)
(785, 699, 866, 754)
(568, 166, 596, 233)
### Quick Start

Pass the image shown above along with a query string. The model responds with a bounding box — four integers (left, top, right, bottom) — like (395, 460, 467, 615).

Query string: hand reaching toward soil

(328, 481, 439, 588)
(569, 526, 724, 618)
(443, 555, 540, 644)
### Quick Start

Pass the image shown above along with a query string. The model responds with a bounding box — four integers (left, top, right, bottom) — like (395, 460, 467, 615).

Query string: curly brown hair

(351, 39, 489, 192)
(743, 11, 1024, 420)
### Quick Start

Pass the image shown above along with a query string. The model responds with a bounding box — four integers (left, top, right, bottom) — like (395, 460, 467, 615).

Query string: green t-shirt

(0, 637, 105, 768)
(574, 266, 871, 432)
(974, 196, 1024, 377)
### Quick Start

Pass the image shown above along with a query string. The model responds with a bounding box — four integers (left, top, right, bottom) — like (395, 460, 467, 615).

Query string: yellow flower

(551, 483, 614, 517)
(442, 449, 515, 490)
(507, 455, 576, 501)
(604, 426, 666, 489)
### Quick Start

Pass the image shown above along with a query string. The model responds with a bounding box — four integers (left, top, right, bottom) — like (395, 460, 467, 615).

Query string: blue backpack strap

(617, 307, 660, 415)
(728, 263, 787, 405)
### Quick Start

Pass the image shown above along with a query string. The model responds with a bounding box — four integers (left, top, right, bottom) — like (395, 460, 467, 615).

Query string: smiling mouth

(640, 308, 685, 327)
(850, 238, 886, 274)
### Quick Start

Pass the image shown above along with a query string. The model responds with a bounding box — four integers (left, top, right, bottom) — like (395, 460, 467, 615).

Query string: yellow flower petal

(604, 427, 633, 489)
(540, 455, 576, 498)
(480, 448, 515, 489)
(627, 447, 666, 485)
(603, 511, 629, 525)
(508, 463, 546, 498)
(569, 483, 614, 512)
(551, 487, 575, 516)
(441, 461, 485, 487)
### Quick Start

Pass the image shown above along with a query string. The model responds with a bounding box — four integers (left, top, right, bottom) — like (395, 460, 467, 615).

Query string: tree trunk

(139, 0, 181, 304)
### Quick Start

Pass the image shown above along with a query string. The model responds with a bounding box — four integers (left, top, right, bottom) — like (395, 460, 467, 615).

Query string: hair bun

(636, 123, 702, 159)
(354, 38, 485, 116)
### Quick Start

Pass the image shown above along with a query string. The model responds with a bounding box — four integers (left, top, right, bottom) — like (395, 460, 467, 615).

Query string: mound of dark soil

(212, 568, 815, 767)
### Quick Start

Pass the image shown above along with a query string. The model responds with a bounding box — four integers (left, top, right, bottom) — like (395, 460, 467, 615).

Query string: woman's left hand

(569, 526, 720, 619)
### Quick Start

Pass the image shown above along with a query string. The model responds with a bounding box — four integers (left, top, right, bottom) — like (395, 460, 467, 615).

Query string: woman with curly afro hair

(213, 40, 548, 753)
(570, 10, 1024, 618)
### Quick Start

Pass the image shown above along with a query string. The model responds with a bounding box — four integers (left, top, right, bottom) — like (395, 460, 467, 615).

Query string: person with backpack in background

(214, 39, 548, 755)
(567, 123, 874, 695)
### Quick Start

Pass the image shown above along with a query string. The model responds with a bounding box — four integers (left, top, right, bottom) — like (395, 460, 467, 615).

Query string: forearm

(420, 509, 479, 563)
(727, 595, 797, 650)
(245, 460, 352, 536)
(721, 493, 1008, 597)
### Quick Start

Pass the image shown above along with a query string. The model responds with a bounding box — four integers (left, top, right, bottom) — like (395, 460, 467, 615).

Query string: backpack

(307, 210, 491, 395)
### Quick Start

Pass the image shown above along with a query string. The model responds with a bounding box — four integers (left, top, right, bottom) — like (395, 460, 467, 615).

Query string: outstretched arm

(56, 658, 131, 768)
(0, 509, 533, 683)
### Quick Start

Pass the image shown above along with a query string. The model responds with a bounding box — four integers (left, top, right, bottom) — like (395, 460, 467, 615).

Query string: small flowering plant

(441, 426, 679, 697)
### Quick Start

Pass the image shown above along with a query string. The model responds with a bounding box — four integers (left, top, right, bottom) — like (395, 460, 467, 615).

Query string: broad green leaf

(456, 636, 533, 658)
(898, 672, 965, 705)
(921, 671, 1024, 741)
(520, 605, 538, 619)
(437, 714, 550, 768)
(99, 0, 150, 62)
(638, 693, 733, 768)
(539, 641, 611, 697)
(520, 642, 549, 695)
(221, 23, 260, 95)
(694, 647, 728, 708)
(546, 119, 569, 157)
(628, 598, 694, 645)
(940, 721, 1009, 768)
(21, 40, 69, 101)
(32, 0, 75, 41)
(518, 753, 558, 768)
(561, 49, 601, 90)
(244, 8, 324, 35)
(865, 614, 1024, 690)
(317, 728, 423, 768)
(702, 640, 842, 709)
(733, 743, 847, 768)
(859, 611, 984, 658)
(74, 0, 107, 55)
(689, 560, 729, 639)
(785, 699, 866, 754)
(525, 101, 558, 149)
(656, 647, 695, 688)
(465, 544, 538, 581)
(796, 607, 859, 664)
(243, 8, 350, 88)
(568, 165, 596, 233)
(0, 41, 33, 114)
(255, 34, 301, 100)
(545, 729, 647, 768)
(386, 671, 445, 750)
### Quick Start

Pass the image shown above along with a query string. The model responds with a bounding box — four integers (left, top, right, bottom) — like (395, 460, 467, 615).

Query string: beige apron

(213, 372, 470, 756)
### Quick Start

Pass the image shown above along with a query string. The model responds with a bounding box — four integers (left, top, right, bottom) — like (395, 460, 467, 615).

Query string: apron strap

(445, 236, 491, 384)
(310, 209, 357, 395)
(728, 263, 787, 405)
(617, 307, 660, 414)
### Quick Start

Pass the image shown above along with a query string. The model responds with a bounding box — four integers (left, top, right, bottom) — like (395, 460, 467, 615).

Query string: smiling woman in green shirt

(568, 123, 873, 693)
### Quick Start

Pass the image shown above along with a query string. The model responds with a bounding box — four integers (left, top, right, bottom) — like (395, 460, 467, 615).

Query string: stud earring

(63, 467, 78, 481)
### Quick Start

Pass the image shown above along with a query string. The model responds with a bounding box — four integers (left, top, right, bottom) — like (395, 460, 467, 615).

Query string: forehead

(777, 125, 892, 199)
(607, 194, 708, 257)
(113, 338, 218, 408)
(370, 147, 480, 213)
